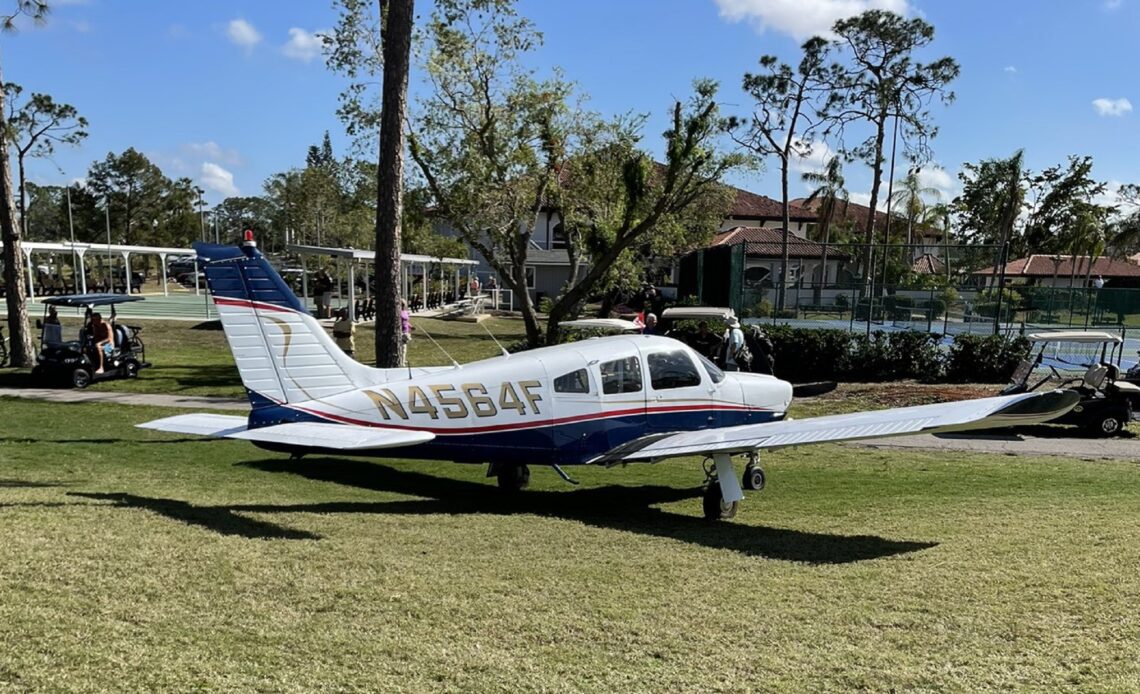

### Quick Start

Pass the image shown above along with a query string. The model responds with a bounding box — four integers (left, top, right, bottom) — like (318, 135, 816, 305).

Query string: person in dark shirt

(688, 320, 722, 362)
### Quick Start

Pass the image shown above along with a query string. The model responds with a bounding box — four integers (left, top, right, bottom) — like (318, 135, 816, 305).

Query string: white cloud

(282, 27, 326, 62)
(714, 0, 909, 39)
(916, 165, 956, 198)
(226, 18, 262, 51)
(1003, 65, 1017, 74)
(201, 162, 239, 197)
(791, 139, 836, 175)
(1105, 0, 1123, 10)
(185, 141, 243, 167)
(1093, 97, 1132, 117)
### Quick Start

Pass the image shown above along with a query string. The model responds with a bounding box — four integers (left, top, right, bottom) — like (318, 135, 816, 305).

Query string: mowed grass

(0, 316, 528, 399)
(3, 399, 1140, 691)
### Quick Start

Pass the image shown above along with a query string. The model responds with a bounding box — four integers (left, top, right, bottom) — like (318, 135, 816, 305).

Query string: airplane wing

(138, 414, 434, 451)
(589, 390, 1080, 465)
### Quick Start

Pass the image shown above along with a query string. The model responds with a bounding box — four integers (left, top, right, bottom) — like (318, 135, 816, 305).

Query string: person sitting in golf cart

(688, 320, 722, 362)
(90, 312, 114, 374)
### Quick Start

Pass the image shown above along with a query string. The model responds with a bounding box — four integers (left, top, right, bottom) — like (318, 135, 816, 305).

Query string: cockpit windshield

(696, 352, 725, 384)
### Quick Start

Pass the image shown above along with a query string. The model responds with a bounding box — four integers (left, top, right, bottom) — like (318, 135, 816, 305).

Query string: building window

(551, 222, 567, 250)
(525, 266, 535, 289)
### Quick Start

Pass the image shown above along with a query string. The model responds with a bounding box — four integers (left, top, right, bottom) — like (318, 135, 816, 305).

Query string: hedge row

(762, 325, 1029, 384)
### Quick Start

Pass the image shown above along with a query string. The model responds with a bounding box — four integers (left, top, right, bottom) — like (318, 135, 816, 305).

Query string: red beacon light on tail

(242, 229, 257, 247)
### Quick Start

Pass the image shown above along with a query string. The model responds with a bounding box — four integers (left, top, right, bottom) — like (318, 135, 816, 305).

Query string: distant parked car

(167, 256, 198, 278)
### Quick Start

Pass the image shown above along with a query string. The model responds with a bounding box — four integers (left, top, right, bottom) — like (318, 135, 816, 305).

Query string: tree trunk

(17, 154, 27, 237)
(0, 63, 35, 367)
(777, 156, 790, 312)
(815, 200, 834, 305)
(861, 119, 887, 293)
(373, 0, 415, 368)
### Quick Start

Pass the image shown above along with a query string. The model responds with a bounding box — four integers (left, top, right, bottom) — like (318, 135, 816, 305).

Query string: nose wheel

(743, 462, 765, 491)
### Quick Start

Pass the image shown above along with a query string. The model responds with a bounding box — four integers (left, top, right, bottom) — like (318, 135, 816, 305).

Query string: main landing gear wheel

(496, 464, 530, 492)
(703, 480, 739, 521)
(742, 464, 766, 491)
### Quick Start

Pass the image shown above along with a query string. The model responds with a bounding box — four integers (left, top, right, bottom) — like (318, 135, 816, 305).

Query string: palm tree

(920, 201, 953, 281)
(889, 169, 942, 249)
(802, 156, 848, 300)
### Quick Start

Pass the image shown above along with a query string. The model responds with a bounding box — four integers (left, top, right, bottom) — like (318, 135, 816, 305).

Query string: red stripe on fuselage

(288, 402, 770, 435)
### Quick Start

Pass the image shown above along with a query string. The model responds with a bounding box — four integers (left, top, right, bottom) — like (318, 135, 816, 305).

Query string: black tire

(742, 464, 766, 491)
(1090, 413, 1125, 438)
(71, 368, 92, 389)
(496, 464, 530, 492)
(703, 481, 739, 521)
(124, 360, 140, 378)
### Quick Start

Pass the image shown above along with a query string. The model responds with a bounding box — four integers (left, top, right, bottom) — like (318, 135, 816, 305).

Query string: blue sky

(4, 0, 1137, 210)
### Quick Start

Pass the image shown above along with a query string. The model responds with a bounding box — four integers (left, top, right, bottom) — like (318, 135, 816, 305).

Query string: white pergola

(287, 243, 478, 320)
(9, 241, 197, 298)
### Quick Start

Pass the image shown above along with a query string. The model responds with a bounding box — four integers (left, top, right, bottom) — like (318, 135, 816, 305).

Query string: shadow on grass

(0, 478, 66, 488)
(214, 458, 936, 563)
(935, 424, 1137, 441)
(66, 492, 319, 540)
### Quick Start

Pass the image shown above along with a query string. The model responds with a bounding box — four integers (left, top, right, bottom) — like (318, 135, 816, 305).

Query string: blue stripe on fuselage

(245, 405, 782, 465)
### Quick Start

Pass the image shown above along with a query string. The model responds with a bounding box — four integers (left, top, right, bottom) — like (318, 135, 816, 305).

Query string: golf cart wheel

(703, 481, 739, 521)
(71, 368, 92, 389)
(124, 360, 140, 378)
(1091, 414, 1125, 437)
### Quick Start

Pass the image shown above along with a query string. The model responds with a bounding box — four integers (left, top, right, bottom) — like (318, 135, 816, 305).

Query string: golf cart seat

(1083, 364, 1109, 390)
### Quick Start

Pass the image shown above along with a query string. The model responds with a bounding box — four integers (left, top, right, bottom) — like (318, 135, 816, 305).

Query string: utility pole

(104, 198, 113, 293)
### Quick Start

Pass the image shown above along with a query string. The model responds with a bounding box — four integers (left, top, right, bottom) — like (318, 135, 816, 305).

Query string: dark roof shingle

(711, 226, 849, 260)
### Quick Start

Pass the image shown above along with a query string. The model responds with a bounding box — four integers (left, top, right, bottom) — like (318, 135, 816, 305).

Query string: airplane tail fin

(195, 237, 378, 408)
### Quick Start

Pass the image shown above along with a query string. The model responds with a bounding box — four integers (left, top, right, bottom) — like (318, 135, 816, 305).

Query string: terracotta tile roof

(791, 197, 945, 242)
(728, 188, 816, 221)
(912, 253, 946, 274)
(711, 226, 849, 260)
(973, 255, 1140, 278)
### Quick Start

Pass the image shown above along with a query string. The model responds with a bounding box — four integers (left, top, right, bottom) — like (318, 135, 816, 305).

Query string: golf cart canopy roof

(43, 294, 145, 308)
(558, 318, 642, 333)
(1027, 331, 1122, 344)
(660, 307, 736, 321)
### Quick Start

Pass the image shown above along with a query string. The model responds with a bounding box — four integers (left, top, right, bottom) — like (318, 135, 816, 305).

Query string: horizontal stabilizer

(226, 422, 435, 450)
(138, 413, 249, 438)
(590, 390, 1080, 465)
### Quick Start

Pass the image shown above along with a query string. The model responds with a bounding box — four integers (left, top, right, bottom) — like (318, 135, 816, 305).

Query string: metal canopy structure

(286, 243, 478, 320)
(5, 241, 197, 298)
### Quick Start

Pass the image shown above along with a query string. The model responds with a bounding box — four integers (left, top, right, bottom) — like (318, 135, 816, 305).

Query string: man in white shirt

(722, 317, 746, 371)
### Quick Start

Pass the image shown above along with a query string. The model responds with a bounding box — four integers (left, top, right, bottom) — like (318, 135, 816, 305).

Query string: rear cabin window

(600, 357, 643, 395)
(648, 350, 702, 390)
(554, 368, 590, 394)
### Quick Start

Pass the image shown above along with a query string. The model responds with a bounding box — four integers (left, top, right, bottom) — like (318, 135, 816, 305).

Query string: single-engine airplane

(140, 234, 1080, 520)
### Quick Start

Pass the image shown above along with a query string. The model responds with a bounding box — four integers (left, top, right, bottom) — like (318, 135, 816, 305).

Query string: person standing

(398, 299, 413, 367)
(721, 317, 747, 372)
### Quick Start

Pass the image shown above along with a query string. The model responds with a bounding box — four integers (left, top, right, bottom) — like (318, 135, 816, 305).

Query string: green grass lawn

(3, 397, 1140, 691)
(0, 316, 528, 399)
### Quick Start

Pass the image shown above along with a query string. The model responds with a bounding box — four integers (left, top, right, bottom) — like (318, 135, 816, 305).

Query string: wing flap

(137, 413, 249, 438)
(226, 422, 434, 450)
(591, 390, 1080, 465)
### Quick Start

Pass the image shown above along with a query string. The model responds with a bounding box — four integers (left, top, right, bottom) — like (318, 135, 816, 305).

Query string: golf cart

(1001, 331, 1140, 437)
(31, 294, 151, 388)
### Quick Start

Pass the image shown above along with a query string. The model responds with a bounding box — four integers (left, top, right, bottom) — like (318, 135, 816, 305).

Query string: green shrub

(944, 334, 1030, 383)
(834, 293, 850, 309)
(753, 299, 773, 317)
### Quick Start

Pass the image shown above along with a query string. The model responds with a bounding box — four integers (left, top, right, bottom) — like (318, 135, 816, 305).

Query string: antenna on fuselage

(477, 320, 510, 358)
(416, 322, 460, 368)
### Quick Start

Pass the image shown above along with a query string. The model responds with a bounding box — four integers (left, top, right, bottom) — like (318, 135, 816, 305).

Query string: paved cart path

(852, 432, 1139, 461)
(2, 387, 1137, 460)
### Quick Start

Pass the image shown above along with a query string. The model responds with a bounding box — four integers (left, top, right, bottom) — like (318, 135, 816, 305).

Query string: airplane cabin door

(643, 347, 716, 433)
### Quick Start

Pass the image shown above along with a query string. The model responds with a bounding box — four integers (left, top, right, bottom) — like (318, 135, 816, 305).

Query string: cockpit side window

(648, 350, 703, 390)
(554, 368, 590, 394)
(599, 356, 643, 395)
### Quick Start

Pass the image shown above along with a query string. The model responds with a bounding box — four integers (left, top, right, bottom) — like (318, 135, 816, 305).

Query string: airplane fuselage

(248, 335, 793, 465)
